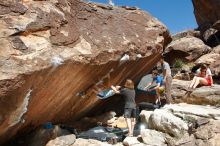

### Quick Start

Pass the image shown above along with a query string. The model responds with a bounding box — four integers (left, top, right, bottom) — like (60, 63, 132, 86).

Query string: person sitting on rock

(111, 79, 136, 137)
(188, 64, 213, 90)
(144, 70, 164, 105)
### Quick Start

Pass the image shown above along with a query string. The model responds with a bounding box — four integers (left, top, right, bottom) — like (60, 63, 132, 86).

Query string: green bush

(217, 100, 220, 107)
(173, 59, 185, 68)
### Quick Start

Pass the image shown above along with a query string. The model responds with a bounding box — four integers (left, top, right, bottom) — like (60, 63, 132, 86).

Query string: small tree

(217, 99, 220, 107)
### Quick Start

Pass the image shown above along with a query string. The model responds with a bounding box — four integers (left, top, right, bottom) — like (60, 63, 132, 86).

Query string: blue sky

(90, 0, 198, 34)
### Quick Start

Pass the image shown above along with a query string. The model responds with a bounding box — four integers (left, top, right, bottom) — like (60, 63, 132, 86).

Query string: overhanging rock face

(192, 0, 220, 30)
(0, 0, 170, 143)
(192, 0, 220, 47)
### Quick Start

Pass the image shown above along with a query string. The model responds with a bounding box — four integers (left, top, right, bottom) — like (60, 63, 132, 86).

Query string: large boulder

(164, 36, 211, 64)
(0, 0, 171, 144)
(202, 28, 220, 47)
(195, 52, 220, 77)
(195, 53, 220, 66)
(192, 0, 220, 31)
(148, 109, 188, 138)
(171, 30, 201, 41)
(192, 0, 220, 47)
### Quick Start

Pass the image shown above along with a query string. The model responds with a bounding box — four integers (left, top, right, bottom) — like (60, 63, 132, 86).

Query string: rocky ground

(38, 102, 220, 146)
(15, 80, 220, 146)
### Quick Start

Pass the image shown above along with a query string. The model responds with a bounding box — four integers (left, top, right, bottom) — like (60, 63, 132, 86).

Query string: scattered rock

(71, 138, 111, 146)
(213, 45, 220, 54)
(195, 53, 220, 65)
(141, 129, 167, 146)
(26, 128, 55, 146)
(139, 110, 153, 127)
(76, 111, 116, 128)
(213, 20, 220, 30)
(123, 136, 142, 146)
(196, 118, 210, 127)
(11, 37, 28, 51)
(95, 4, 113, 10)
(26, 125, 71, 146)
(202, 28, 219, 46)
(72, 112, 126, 131)
(175, 120, 220, 146)
(174, 133, 196, 146)
(0, 1, 28, 15)
(121, 6, 138, 10)
(172, 30, 201, 41)
(46, 134, 76, 146)
(113, 117, 127, 128)
(209, 133, 220, 146)
(194, 128, 214, 140)
(173, 71, 190, 81)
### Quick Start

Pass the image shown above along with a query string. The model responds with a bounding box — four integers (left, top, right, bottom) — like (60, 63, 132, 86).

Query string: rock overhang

(0, 0, 171, 144)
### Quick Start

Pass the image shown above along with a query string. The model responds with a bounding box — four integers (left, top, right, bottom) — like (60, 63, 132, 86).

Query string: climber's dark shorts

(124, 108, 136, 118)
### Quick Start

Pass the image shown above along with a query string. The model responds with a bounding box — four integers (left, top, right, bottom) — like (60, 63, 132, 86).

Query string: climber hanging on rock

(78, 70, 113, 99)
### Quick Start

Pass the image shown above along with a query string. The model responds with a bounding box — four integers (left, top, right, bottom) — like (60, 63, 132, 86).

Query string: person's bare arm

(209, 75, 213, 86)
(144, 82, 152, 89)
(148, 83, 160, 91)
(163, 69, 167, 81)
(207, 68, 213, 86)
(111, 85, 121, 93)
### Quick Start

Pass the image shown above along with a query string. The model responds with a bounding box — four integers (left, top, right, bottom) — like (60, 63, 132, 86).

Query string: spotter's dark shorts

(124, 108, 136, 118)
